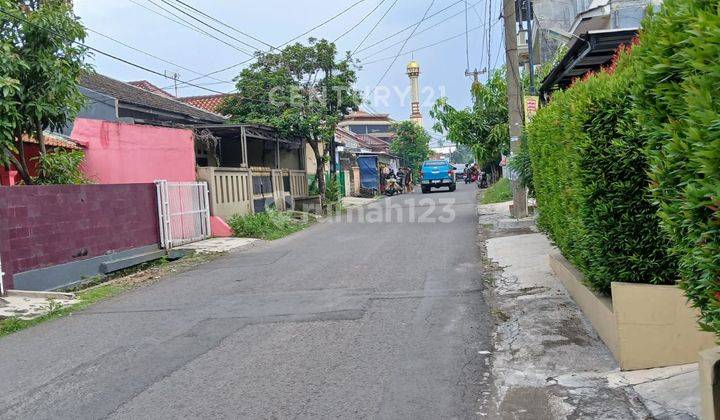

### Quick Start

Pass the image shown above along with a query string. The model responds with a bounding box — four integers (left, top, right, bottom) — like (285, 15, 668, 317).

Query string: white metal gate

(156, 180, 211, 249)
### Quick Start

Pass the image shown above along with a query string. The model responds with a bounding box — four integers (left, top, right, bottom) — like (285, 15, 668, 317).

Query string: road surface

(0, 182, 492, 419)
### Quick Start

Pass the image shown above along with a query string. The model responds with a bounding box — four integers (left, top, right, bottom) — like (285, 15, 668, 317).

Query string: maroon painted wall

(0, 184, 159, 290)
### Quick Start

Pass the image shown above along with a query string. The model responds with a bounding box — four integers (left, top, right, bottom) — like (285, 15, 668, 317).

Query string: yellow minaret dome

(407, 60, 420, 70)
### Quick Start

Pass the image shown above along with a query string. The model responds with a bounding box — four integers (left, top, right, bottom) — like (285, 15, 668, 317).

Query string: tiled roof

(343, 110, 392, 121)
(80, 73, 226, 123)
(22, 132, 84, 150)
(358, 134, 392, 152)
(335, 128, 371, 148)
(180, 94, 235, 113)
(127, 80, 175, 98)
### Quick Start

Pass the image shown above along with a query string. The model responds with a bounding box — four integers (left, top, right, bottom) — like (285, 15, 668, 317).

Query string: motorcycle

(385, 176, 403, 196)
(465, 172, 478, 184)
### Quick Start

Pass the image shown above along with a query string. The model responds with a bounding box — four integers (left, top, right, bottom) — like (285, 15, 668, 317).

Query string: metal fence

(156, 180, 211, 249)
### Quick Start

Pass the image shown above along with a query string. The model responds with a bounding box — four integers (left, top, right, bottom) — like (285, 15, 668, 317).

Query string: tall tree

(389, 121, 431, 177)
(220, 38, 361, 196)
(0, 0, 89, 184)
(431, 69, 509, 176)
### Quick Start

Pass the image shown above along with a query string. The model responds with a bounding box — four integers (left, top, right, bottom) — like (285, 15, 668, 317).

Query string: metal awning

(539, 28, 638, 99)
(193, 124, 304, 145)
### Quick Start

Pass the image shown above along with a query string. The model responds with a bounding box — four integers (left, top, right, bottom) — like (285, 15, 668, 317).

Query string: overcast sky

(74, 0, 506, 145)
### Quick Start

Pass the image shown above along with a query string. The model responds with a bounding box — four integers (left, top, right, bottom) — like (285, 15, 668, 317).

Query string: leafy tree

(449, 143, 474, 165)
(389, 121, 431, 176)
(219, 38, 361, 196)
(431, 69, 509, 177)
(0, 0, 89, 184)
(34, 148, 88, 185)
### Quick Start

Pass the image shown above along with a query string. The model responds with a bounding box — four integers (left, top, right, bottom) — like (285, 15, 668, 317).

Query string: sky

(74, 0, 506, 146)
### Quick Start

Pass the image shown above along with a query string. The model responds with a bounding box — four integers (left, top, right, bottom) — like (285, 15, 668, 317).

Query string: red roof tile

(127, 80, 175, 98)
(22, 132, 84, 150)
(179, 94, 235, 113)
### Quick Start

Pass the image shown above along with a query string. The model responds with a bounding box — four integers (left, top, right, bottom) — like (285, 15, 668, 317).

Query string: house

(0, 132, 85, 186)
(337, 110, 396, 143)
(524, 0, 658, 97)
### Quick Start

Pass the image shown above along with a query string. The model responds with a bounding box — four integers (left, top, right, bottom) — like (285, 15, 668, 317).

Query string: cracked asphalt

(0, 183, 493, 419)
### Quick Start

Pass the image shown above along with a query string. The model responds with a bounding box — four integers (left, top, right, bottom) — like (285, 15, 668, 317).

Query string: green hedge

(632, 0, 720, 332)
(528, 52, 677, 294)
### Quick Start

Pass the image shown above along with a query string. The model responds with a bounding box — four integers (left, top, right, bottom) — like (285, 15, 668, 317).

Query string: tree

(449, 144, 474, 164)
(431, 69, 509, 178)
(219, 38, 361, 196)
(389, 121, 431, 176)
(0, 0, 89, 184)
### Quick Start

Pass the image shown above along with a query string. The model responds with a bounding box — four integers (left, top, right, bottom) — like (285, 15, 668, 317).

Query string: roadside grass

(228, 209, 312, 240)
(0, 252, 222, 338)
(481, 178, 513, 204)
(0, 283, 129, 338)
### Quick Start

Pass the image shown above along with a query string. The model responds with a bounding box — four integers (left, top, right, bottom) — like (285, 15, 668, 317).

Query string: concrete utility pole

(524, 0, 536, 95)
(502, 0, 528, 218)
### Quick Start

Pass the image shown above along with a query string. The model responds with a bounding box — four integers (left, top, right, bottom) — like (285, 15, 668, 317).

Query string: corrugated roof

(80, 73, 226, 123)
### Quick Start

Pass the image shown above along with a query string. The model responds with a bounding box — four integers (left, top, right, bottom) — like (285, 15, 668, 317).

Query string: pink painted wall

(71, 118, 196, 184)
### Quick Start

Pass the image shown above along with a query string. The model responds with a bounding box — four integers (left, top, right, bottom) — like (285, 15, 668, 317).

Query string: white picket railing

(156, 180, 211, 249)
(0, 249, 4, 295)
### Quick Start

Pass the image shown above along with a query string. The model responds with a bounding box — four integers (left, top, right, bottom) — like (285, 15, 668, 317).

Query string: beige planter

(549, 252, 716, 371)
(700, 347, 720, 420)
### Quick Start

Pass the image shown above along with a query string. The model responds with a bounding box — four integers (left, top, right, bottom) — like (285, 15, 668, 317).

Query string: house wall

(71, 118, 196, 184)
(0, 143, 42, 186)
(0, 184, 159, 291)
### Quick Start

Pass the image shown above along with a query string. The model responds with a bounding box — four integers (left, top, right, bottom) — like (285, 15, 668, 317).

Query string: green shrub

(528, 50, 677, 294)
(228, 209, 308, 240)
(508, 134, 534, 196)
(632, 0, 720, 332)
(34, 149, 89, 185)
(481, 178, 513, 204)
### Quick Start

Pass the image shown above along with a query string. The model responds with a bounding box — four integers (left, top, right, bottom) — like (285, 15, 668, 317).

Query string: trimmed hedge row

(632, 0, 720, 332)
(527, 51, 678, 294)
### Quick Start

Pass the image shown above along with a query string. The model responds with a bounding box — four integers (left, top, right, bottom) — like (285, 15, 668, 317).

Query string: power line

(128, 0, 252, 56)
(170, 0, 370, 91)
(0, 8, 294, 108)
(354, 0, 465, 56)
(464, 0, 470, 71)
(361, 23, 488, 66)
(334, 0, 387, 43)
(358, 0, 485, 62)
(167, 0, 277, 51)
(86, 28, 234, 86)
(372, 0, 437, 93)
(283, 0, 368, 46)
(157, 0, 265, 52)
(352, 0, 400, 55)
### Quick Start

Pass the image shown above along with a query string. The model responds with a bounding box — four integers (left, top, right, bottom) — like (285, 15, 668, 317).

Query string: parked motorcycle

(385, 175, 402, 196)
(465, 172, 478, 184)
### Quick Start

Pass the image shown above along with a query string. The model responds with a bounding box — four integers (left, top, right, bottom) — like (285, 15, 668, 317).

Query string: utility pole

(524, 0, 536, 95)
(465, 68, 487, 85)
(164, 71, 180, 97)
(502, 0, 528, 218)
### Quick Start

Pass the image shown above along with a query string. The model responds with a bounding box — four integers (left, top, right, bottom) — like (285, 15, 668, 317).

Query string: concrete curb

(7, 290, 76, 300)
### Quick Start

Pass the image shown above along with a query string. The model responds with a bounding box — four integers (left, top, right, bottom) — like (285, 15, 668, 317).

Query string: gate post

(155, 180, 172, 249)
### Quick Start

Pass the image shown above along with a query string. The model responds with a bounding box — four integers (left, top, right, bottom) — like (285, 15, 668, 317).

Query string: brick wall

(0, 184, 159, 291)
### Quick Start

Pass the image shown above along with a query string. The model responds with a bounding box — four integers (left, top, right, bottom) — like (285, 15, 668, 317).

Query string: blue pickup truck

(420, 160, 457, 193)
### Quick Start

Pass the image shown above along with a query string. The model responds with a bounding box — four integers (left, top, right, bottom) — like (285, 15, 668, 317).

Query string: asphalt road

(0, 182, 492, 419)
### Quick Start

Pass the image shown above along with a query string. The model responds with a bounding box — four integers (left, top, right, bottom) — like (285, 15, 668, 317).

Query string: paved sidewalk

(480, 201, 700, 419)
(176, 237, 258, 254)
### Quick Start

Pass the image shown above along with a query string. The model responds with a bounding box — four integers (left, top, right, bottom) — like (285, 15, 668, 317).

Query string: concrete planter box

(549, 252, 716, 371)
